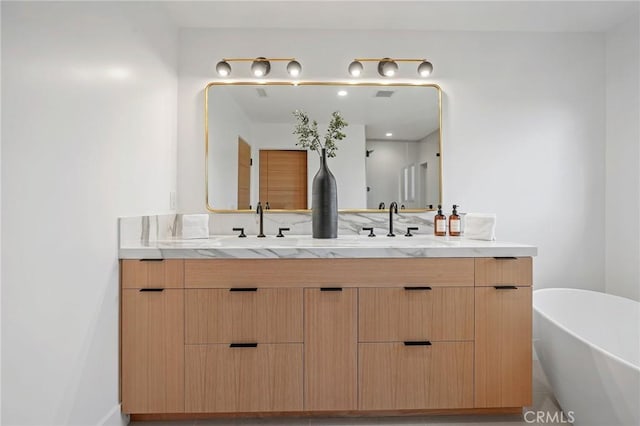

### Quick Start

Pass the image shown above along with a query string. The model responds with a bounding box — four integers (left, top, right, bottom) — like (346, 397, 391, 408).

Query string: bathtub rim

(533, 287, 640, 373)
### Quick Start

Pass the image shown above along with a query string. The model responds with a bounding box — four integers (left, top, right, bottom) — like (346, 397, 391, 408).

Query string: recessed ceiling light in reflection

(386, 132, 393, 137)
(338, 90, 348, 97)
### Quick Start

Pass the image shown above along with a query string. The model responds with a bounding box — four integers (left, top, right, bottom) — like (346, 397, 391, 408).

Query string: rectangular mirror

(205, 82, 442, 212)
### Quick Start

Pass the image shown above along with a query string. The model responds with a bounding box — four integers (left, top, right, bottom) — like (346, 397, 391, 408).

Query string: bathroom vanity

(119, 235, 535, 420)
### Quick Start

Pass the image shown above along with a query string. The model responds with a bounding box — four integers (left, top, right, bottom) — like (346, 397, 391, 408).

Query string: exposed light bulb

(386, 132, 393, 137)
(417, 61, 433, 77)
(378, 58, 398, 78)
(348, 60, 363, 77)
(287, 60, 302, 77)
(215, 60, 231, 77)
(251, 57, 271, 78)
(338, 90, 348, 97)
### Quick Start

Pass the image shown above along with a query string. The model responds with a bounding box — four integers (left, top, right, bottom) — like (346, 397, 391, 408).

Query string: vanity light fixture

(215, 57, 302, 78)
(348, 58, 434, 78)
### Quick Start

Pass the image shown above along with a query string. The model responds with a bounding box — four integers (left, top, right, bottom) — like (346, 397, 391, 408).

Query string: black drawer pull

(229, 343, 258, 348)
(229, 288, 257, 292)
(139, 288, 164, 292)
(404, 341, 432, 346)
(139, 259, 164, 262)
(320, 287, 342, 292)
(404, 286, 432, 291)
(494, 285, 518, 290)
(493, 257, 517, 260)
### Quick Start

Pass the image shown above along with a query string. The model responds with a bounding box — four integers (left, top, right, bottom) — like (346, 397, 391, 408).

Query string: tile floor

(131, 362, 570, 426)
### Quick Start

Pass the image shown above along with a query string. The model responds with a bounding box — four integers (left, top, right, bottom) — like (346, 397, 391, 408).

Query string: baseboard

(97, 404, 128, 426)
(131, 408, 523, 421)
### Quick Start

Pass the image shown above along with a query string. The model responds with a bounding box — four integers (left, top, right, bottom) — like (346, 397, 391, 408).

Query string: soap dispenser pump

(449, 204, 461, 236)
(434, 205, 447, 236)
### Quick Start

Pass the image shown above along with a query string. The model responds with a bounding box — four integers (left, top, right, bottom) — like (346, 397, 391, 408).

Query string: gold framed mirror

(205, 81, 442, 212)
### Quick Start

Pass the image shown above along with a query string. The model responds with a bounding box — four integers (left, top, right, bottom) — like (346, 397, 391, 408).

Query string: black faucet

(256, 202, 265, 238)
(388, 201, 398, 237)
(378, 202, 385, 209)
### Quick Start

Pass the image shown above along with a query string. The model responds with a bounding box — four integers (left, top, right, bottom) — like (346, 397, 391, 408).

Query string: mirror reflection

(206, 82, 441, 211)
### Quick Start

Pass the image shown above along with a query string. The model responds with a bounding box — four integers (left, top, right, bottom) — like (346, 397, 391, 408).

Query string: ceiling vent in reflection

(375, 90, 395, 98)
(256, 88, 268, 97)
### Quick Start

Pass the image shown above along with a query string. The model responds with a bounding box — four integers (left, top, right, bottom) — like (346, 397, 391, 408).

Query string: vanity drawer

(121, 259, 184, 289)
(359, 287, 473, 342)
(475, 257, 532, 286)
(184, 258, 475, 288)
(185, 288, 303, 344)
(185, 343, 303, 413)
(358, 341, 473, 410)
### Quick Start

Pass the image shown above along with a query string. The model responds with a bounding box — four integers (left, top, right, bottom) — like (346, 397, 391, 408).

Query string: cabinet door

(185, 344, 303, 413)
(121, 289, 184, 413)
(304, 288, 357, 410)
(475, 286, 532, 407)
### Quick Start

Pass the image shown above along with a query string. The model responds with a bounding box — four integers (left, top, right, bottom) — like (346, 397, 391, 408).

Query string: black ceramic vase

(312, 149, 338, 238)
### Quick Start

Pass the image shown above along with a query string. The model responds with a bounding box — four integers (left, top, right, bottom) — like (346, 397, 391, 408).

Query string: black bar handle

(139, 259, 164, 262)
(404, 286, 432, 291)
(139, 288, 164, 292)
(229, 343, 258, 348)
(320, 287, 343, 292)
(493, 257, 517, 260)
(229, 288, 257, 292)
(494, 285, 518, 290)
(232, 227, 247, 238)
(362, 227, 376, 237)
(404, 341, 432, 346)
(405, 227, 419, 237)
(276, 227, 290, 238)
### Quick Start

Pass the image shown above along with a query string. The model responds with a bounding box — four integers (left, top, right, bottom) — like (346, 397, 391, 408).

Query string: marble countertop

(119, 234, 537, 259)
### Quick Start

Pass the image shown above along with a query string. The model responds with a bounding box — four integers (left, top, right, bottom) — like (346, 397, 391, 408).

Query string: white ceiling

(164, 1, 638, 33)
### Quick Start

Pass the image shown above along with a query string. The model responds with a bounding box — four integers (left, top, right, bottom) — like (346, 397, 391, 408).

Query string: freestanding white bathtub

(533, 288, 639, 426)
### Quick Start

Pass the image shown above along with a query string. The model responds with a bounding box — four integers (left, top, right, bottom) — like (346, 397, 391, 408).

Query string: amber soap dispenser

(434, 205, 447, 236)
(449, 204, 461, 236)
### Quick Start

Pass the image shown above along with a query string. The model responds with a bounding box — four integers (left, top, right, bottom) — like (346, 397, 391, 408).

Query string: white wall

(417, 130, 441, 209)
(250, 122, 366, 209)
(178, 28, 606, 291)
(366, 139, 419, 209)
(605, 14, 640, 301)
(1, 3, 178, 425)
(208, 88, 253, 209)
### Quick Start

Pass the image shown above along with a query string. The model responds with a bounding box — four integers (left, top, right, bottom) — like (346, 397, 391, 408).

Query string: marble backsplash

(119, 211, 436, 245)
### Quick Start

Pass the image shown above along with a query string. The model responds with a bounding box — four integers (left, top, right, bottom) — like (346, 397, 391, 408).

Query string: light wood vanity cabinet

(359, 341, 474, 410)
(184, 288, 303, 344)
(474, 258, 532, 408)
(304, 288, 358, 410)
(359, 287, 474, 342)
(120, 260, 184, 414)
(121, 257, 532, 418)
(185, 343, 303, 413)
